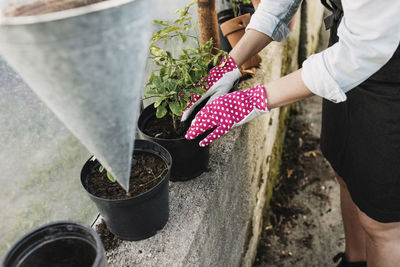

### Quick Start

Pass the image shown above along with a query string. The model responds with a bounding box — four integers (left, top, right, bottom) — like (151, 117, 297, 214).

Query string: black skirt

(320, 6, 400, 223)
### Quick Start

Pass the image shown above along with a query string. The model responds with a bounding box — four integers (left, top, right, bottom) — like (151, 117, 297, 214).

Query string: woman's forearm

(227, 29, 313, 108)
(266, 69, 314, 109)
(229, 29, 273, 67)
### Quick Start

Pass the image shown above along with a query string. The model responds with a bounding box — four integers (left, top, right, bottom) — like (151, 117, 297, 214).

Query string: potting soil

(144, 113, 189, 139)
(87, 152, 167, 200)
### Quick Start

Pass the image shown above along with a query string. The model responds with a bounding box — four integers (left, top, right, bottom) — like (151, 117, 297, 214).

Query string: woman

(182, 0, 400, 266)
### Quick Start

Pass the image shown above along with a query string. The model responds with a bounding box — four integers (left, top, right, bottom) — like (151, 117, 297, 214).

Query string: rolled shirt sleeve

(302, 0, 400, 103)
(246, 0, 302, 42)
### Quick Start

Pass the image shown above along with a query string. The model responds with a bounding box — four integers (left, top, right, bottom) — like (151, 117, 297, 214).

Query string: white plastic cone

(0, 0, 154, 190)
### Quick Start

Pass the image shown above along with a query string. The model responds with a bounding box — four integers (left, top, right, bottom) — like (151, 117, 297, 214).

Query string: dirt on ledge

(254, 97, 344, 267)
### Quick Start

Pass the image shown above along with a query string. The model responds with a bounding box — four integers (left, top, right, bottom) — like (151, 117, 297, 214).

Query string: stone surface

(240, 10, 301, 267)
(100, 3, 327, 266)
(102, 35, 297, 267)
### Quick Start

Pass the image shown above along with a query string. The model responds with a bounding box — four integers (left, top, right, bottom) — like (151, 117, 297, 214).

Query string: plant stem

(230, 0, 238, 17)
(139, 168, 168, 188)
(172, 113, 178, 134)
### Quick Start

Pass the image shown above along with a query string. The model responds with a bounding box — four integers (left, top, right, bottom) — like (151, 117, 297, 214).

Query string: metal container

(0, 0, 154, 190)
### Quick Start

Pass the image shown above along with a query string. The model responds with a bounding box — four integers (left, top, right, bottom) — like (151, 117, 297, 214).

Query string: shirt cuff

(246, 10, 290, 42)
(302, 52, 347, 103)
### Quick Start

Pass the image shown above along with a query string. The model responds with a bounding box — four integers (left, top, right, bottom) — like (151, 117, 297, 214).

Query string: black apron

(320, 0, 400, 222)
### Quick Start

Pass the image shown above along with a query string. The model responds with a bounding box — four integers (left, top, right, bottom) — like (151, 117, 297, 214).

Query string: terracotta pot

(220, 13, 261, 69)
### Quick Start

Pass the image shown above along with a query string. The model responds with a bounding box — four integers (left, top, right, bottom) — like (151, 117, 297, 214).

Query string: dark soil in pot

(2, 221, 106, 267)
(138, 105, 210, 182)
(81, 139, 172, 241)
(87, 152, 168, 199)
(144, 113, 189, 139)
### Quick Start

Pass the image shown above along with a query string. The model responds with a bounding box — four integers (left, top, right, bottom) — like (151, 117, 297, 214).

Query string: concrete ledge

(99, 7, 326, 266)
(102, 55, 294, 267)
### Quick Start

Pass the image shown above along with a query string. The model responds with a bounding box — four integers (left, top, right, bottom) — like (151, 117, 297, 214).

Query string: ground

(254, 96, 345, 267)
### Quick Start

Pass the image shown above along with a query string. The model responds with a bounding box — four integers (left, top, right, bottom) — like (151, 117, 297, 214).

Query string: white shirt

(247, 0, 400, 103)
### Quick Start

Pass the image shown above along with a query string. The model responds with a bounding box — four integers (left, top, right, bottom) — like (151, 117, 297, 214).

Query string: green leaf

(169, 101, 182, 116)
(168, 91, 177, 96)
(213, 55, 219, 67)
(154, 76, 162, 87)
(156, 103, 167, 118)
(154, 96, 166, 108)
(106, 172, 116, 183)
(153, 20, 169, 26)
(179, 32, 187, 43)
(193, 87, 207, 95)
(159, 67, 167, 77)
(145, 89, 158, 95)
(148, 72, 155, 85)
(150, 46, 164, 57)
(99, 165, 104, 173)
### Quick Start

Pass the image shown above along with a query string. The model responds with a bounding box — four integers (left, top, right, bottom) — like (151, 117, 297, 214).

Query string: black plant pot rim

(2, 221, 104, 267)
(137, 105, 197, 142)
(81, 140, 172, 204)
(138, 125, 188, 142)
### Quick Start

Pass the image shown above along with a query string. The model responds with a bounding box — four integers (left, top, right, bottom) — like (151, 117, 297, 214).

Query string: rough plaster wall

(240, 10, 301, 267)
(298, 0, 326, 64)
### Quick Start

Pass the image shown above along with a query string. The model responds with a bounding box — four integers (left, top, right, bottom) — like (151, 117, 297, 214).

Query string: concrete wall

(104, 1, 326, 266)
(298, 0, 326, 65)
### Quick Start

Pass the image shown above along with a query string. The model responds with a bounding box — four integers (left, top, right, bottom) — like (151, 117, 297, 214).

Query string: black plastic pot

(81, 139, 172, 241)
(1, 221, 106, 267)
(137, 105, 210, 182)
(218, 10, 234, 52)
(217, 5, 255, 52)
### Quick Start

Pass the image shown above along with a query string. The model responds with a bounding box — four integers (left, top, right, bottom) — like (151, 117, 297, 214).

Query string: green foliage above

(145, 2, 227, 122)
(223, 0, 252, 17)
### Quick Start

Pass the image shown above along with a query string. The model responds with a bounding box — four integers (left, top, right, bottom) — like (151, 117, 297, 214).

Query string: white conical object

(0, 0, 154, 190)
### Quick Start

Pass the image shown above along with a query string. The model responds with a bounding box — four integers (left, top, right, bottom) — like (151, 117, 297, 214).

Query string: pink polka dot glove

(185, 84, 269, 147)
(181, 55, 241, 121)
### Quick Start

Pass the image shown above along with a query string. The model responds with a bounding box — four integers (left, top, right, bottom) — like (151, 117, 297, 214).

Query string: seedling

(90, 156, 116, 183)
(145, 1, 228, 133)
(98, 165, 116, 183)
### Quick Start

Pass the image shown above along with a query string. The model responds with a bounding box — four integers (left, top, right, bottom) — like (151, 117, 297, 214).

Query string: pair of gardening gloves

(182, 56, 269, 147)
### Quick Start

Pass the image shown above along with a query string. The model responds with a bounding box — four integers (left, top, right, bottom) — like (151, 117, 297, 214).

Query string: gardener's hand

(181, 55, 241, 121)
(185, 84, 269, 147)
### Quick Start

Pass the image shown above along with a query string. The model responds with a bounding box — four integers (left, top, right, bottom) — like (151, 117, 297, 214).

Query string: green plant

(145, 1, 227, 133)
(222, 0, 252, 17)
(90, 156, 116, 183)
(98, 165, 116, 183)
